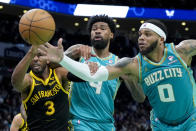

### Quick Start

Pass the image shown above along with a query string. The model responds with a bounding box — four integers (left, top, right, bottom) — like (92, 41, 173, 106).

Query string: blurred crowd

(0, 76, 20, 130)
(0, 14, 196, 131)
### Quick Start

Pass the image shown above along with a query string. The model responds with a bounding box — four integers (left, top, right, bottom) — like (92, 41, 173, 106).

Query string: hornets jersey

(137, 43, 196, 125)
(69, 53, 121, 123)
(23, 68, 69, 131)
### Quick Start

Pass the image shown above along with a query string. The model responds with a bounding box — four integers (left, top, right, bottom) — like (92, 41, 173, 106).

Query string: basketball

(19, 9, 55, 45)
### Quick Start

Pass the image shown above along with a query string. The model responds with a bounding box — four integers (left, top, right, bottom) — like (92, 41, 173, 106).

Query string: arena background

(0, 0, 196, 130)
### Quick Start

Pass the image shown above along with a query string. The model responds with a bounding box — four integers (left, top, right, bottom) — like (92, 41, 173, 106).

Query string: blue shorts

(68, 119, 115, 131)
(150, 111, 196, 131)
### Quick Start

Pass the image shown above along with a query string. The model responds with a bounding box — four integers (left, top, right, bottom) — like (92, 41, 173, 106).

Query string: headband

(139, 23, 166, 41)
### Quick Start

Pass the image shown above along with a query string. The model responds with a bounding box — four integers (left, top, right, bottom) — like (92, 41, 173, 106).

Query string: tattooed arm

(64, 44, 92, 60)
(109, 57, 145, 102)
(176, 40, 196, 66)
(122, 74, 145, 103)
(58, 53, 137, 82)
(107, 57, 138, 80)
(64, 44, 82, 59)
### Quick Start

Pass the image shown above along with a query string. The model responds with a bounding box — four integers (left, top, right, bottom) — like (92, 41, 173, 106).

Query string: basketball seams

(24, 15, 34, 22)
(23, 12, 52, 23)
(19, 9, 55, 45)
(30, 30, 45, 42)
(19, 23, 55, 31)
(29, 9, 38, 44)
(31, 16, 53, 22)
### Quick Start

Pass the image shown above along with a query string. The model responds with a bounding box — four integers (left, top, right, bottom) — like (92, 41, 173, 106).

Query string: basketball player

(10, 104, 27, 131)
(40, 19, 196, 130)
(39, 15, 145, 131)
(11, 43, 94, 130)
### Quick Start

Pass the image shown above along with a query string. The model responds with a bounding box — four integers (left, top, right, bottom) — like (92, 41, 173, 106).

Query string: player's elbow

(11, 75, 17, 88)
(135, 95, 146, 103)
(11, 76, 22, 92)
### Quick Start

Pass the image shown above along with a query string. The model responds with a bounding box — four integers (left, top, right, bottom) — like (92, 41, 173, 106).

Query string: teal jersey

(137, 43, 196, 125)
(69, 53, 121, 123)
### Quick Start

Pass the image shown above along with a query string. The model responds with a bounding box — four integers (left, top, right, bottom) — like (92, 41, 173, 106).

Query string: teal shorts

(69, 119, 115, 131)
(150, 111, 196, 131)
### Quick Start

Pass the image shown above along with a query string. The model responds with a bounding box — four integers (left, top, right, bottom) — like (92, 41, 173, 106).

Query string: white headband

(139, 23, 166, 41)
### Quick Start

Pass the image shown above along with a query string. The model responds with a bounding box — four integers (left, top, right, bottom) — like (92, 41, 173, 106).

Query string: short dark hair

(144, 19, 168, 37)
(87, 14, 116, 35)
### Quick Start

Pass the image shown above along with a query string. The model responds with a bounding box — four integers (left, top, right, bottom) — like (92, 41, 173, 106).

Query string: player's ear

(160, 37, 165, 44)
(110, 33, 114, 39)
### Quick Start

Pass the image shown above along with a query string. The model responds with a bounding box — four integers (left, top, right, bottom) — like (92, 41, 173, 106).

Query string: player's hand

(39, 38, 64, 63)
(29, 44, 40, 56)
(87, 62, 99, 75)
(77, 45, 95, 60)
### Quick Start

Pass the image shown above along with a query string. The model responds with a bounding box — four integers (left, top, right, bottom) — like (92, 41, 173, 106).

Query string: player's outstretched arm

(176, 39, 196, 66)
(58, 54, 134, 82)
(39, 40, 135, 82)
(11, 46, 38, 92)
(39, 38, 95, 64)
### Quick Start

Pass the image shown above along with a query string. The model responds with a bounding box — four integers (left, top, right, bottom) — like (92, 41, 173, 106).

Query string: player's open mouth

(138, 42, 145, 47)
(33, 64, 40, 69)
(94, 36, 102, 40)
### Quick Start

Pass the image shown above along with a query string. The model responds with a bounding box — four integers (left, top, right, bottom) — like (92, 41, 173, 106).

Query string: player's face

(138, 29, 160, 55)
(90, 22, 113, 49)
(30, 50, 47, 74)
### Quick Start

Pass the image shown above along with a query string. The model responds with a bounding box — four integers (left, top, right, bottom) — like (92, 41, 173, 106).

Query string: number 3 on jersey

(89, 82, 103, 94)
(44, 101, 55, 116)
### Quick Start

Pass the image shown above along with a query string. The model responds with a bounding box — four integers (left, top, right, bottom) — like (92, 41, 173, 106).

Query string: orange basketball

(19, 8, 55, 45)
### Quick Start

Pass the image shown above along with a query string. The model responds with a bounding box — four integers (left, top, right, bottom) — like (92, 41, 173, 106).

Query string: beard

(140, 40, 158, 55)
(30, 64, 47, 75)
(91, 38, 109, 50)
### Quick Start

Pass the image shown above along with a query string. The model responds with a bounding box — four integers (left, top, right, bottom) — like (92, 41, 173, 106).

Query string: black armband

(67, 72, 85, 82)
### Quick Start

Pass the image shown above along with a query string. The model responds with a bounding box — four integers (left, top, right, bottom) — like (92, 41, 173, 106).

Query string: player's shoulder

(115, 57, 138, 72)
(123, 56, 139, 76)
(123, 56, 139, 65)
(54, 67, 68, 74)
(54, 67, 69, 80)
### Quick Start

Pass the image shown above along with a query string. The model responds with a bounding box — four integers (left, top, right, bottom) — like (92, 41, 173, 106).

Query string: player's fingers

(79, 45, 85, 59)
(83, 46, 91, 60)
(86, 46, 91, 60)
(37, 48, 47, 56)
(44, 42, 53, 48)
(82, 45, 87, 59)
(57, 38, 63, 49)
(39, 45, 48, 52)
(39, 55, 48, 62)
(88, 62, 98, 75)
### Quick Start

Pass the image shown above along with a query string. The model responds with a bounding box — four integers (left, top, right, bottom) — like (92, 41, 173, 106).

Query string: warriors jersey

(137, 43, 196, 125)
(69, 53, 121, 123)
(23, 68, 70, 131)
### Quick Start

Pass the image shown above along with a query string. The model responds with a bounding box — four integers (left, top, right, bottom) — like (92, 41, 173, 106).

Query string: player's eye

(145, 33, 151, 37)
(92, 27, 97, 31)
(100, 25, 107, 30)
